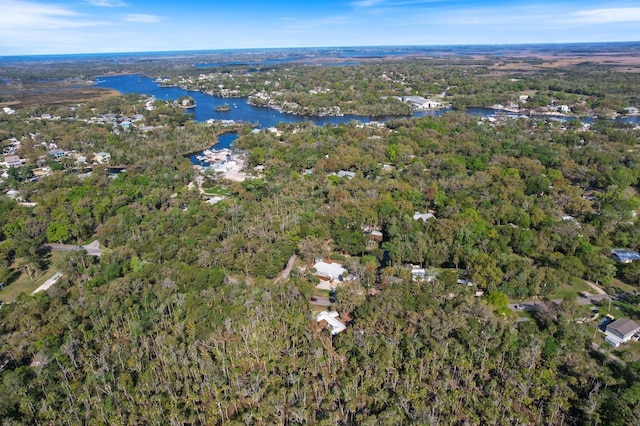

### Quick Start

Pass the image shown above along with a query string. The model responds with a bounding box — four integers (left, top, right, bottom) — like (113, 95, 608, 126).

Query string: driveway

(310, 296, 331, 307)
(32, 271, 63, 294)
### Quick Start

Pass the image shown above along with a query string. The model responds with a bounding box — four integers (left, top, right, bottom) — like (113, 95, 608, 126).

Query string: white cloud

(122, 13, 161, 23)
(568, 7, 640, 24)
(0, 0, 107, 30)
(350, 0, 444, 7)
(85, 0, 127, 7)
(350, 0, 384, 7)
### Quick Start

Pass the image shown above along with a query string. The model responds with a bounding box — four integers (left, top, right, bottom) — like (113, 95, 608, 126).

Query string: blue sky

(1, 0, 640, 55)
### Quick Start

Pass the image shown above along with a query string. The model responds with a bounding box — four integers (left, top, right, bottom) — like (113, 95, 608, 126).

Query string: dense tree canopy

(2, 55, 640, 424)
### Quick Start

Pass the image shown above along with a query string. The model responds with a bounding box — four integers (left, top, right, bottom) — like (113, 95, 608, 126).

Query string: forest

(1, 53, 640, 424)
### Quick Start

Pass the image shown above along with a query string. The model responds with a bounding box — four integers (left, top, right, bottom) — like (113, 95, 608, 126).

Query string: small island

(177, 96, 196, 109)
(215, 103, 230, 112)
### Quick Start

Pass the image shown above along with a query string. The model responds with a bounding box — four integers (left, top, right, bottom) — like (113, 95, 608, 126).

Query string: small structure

(411, 268, 426, 280)
(369, 230, 383, 241)
(5, 189, 20, 200)
(316, 311, 346, 335)
(93, 152, 111, 164)
(337, 170, 356, 179)
(48, 149, 66, 159)
(611, 249, 640, 264)
(206, 196, 224, 205)
(411, 268, 436, 282)
(413, 211, 435, 222)
(605, 318, 640, 347)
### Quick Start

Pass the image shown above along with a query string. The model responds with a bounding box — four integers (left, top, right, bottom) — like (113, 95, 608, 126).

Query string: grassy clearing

(606, 278, 637, 294)
(548, 277, 590, 300)
(202, 186, 231, 196)
(0, 252, 66, 303)
(612, 300, 640, 320)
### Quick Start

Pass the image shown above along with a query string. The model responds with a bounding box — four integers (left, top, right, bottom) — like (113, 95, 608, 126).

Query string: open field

(2, 44, 640, 112)
(0, 252, 66, 303)
(0, 80, 119, 109)
(548, 277, 591, 300)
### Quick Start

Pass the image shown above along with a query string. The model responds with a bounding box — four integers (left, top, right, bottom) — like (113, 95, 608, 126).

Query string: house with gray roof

(4, 155, 23, 168)
(605, 318, 640, 347)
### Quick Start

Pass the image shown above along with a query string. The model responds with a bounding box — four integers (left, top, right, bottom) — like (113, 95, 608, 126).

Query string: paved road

(310, 296, 331, 307)
(45, 240, 102, 256)
(510, 293, 619, 312)
(577, 294, 611, 305)
(275, 255, 297, 283)
(509, 300, 561, 312)
(32, 271, 63, 294)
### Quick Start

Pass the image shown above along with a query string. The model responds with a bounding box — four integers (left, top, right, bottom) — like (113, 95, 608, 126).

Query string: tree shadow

(1, 269, 22, 287)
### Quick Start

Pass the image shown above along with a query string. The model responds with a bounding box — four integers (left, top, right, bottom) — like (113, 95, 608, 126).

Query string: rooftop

(313, 260, 347, 281)
(317, 311, 346, 335)
(607, 318, 640, 336)
(413, 212, 435, 221)
(611, 249, 640, 263)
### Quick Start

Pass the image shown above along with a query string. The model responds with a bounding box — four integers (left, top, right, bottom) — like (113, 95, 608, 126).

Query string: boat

(216, 103, 231, 112)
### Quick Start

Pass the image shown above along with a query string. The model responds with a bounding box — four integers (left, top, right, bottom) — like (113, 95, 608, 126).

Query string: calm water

(95, 74, 639, 133)
(94, 74, 640, 165)
(187, 132, 238, 166)
(95, 74, 447, 128)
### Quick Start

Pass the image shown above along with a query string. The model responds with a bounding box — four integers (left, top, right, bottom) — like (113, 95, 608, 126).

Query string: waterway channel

(95, 74, 640, 164)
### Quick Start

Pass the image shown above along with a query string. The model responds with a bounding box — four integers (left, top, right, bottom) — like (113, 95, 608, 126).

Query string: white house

(93, 152, 111, 164)
(4, 155, 23, 168)
(399, 96, 442, 109)
(316, 311, 347, 335)
(337, 170, 356, 179)
(605, 318, 640, 347)
(6, 189, 20, 200)
(413, 212, 435, 222)
(313, 259, 348, 290)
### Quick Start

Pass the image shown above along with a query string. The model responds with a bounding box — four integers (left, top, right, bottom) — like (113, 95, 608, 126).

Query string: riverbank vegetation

(1, 51, 640, 424)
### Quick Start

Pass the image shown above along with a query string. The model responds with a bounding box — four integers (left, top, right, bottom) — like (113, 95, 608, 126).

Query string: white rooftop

(413, 212, 435, 221)
(313, 260, 347, 280)
(317, 311, 346, 335)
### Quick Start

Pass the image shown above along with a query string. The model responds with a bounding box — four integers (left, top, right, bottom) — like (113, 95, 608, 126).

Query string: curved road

(45, 240, 102, 256)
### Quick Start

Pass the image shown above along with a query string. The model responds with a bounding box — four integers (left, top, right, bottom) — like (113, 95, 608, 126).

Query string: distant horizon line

(2, 40, 640, 60)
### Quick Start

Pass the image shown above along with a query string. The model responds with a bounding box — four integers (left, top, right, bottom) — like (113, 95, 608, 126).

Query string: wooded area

(1, 53, 640, 424)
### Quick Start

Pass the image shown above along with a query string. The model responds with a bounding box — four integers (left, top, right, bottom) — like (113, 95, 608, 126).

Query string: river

(95, 74, 640, 162)
(95, 74, 450, 129)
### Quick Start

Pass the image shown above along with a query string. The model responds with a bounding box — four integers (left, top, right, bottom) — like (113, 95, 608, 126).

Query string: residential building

(5, 189, 20, 199)
(605, 318, 640, 347)
(399, 96, 443, 109)
(413, 211, 435, 222)
(48, 149, 66, 159)
(313, 259, 348, 290)
(337, 170, 356, 179)
(611, 249, 640, 264)
(369, 230, 383, 241)
(316, 311, 346, 335)
(93, 152, 111, 164)
(4, 155, 23, 168)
